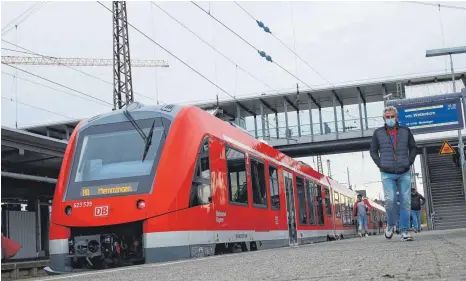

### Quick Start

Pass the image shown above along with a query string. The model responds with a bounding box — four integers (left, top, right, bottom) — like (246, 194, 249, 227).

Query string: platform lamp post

(426, 46, 466, 200)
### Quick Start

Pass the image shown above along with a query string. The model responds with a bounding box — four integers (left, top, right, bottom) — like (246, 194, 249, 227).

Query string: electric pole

(317, 155, 323, 174)
(113, 1, 134, 110)
(347, 167, 352, 190)
(327, 159, 332, 179)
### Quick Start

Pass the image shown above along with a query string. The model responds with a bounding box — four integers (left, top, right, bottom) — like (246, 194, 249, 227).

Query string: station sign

(396, 98, 464, 134)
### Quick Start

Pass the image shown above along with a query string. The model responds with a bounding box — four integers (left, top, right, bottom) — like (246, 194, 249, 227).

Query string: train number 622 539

(73, 201, 92, 208)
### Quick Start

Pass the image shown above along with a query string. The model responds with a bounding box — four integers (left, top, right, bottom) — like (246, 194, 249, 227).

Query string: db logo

(94, 206, 109, 217)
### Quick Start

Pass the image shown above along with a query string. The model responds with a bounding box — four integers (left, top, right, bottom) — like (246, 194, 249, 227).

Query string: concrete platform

(32, 228, 466, 281)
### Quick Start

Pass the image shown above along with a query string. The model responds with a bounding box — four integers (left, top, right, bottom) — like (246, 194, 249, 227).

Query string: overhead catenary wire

(1, 2, 41, 32)
(97, 1, 289, 138)
(2, 96, 73, 120)
(190, 1, 315, 92)
(234, 1, 335, 88)
(404, 1, 466, 11)
(2, 71, 110, 107)
(2, 63, 113, 107)
(1, 39, 159, 103)
(437, 4, 448, 73)
(2, 2, 48, 36)
(97, 1, 236, 102)
(150, 1, 279, 94)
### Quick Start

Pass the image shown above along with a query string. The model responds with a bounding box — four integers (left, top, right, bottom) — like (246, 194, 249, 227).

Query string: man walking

(370, 106, 417, 242)
(411, 187, 425, 233)
(353, 194, 372, 237)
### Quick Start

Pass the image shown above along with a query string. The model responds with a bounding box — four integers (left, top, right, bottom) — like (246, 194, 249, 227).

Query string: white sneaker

(365, 233, 369, 238)
(401, 231, 413, 242)
(385, 225, 394, 239)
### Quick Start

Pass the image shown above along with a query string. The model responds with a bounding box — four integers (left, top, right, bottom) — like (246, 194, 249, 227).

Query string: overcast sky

(2, 1, 466, 198)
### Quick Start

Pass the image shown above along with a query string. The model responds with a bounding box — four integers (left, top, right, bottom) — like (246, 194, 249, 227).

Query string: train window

(306, 180, 316, 225)
(324, 187, 332, 217)
(251, 158, 267, 207)
(269, 165, 280, 210)
(316, 185, 325, 225)
(296, 176, 307, 225)
(334, 192, 340, 218)
(189, 137, 212, 207)
(226, 146, 248, 205)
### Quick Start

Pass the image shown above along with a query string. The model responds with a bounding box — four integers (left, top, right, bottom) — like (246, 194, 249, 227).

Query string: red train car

(45, 103, 384, 274)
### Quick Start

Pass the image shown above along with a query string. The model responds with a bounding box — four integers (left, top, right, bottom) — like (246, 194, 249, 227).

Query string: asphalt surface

(33, 228, 466, 281)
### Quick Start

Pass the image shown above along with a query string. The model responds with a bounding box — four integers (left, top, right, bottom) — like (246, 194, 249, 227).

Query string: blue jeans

(357, 214, 368, 232)
(381, 170, 411, 232)
(411, 210, 421, 231)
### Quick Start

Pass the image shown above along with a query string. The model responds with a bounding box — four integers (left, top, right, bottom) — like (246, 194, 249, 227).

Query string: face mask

(385, 119, 396, 127)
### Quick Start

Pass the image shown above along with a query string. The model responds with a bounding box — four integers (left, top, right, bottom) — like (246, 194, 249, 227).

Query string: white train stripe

(143, 230, 290, 248)
(52, 229, 346, 253)
(49, 239, 69, 255)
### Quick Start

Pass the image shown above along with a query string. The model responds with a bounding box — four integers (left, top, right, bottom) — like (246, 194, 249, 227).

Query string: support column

(358, 92, 364, 137)
(275, 113, 279, 139)
(341, 105, 346, 132)
(364, 102, 369, 130)
(236, 103, 241, 126)
(308, 99, 314, 142)
(332, 94, 339, 138)
(254, 115, 258, 138)
(420, 147, 434, 230)
(319, 108, 323, 135)
(36, 199, 42, 253)
(260, 102, 266, 139)
(297, 110, 302, 137)
(266, 114, 271, 140)
(284, 100, 290, 143)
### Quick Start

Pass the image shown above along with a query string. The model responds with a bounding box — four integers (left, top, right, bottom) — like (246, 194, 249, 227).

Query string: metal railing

(246, 116, 384, 140)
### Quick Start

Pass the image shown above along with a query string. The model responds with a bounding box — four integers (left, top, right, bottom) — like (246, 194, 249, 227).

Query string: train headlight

(137, 200, 146, 210)
(65, 205, 72, 216)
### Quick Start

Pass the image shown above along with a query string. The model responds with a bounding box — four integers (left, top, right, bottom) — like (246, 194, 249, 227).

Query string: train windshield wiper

(142, 120, 156, 162)
(122, 109, 154, 162)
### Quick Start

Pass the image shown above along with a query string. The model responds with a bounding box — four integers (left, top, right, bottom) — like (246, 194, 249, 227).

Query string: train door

(316, 185, 325, 225)
(282, 170, 298, 246)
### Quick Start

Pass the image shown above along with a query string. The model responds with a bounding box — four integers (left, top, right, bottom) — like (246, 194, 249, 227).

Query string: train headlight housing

(137, 200, 146, 210)
(65, 205, 72, 216)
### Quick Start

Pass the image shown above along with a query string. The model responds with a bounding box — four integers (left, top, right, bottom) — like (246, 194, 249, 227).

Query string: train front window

(74, 128, 163, 182)
(65, 117, 169, 200)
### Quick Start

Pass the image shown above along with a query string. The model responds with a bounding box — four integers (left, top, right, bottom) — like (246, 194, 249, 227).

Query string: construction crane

(1, 56, 169, 67)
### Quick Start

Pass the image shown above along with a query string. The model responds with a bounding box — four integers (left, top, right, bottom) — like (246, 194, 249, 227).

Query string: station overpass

(11, 70, 466, 156)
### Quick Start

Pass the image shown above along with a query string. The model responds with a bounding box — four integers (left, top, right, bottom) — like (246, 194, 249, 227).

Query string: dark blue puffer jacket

(369, 123, 417, 174)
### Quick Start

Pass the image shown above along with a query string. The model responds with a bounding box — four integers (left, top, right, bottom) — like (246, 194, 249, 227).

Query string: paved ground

(33, 228, 466, 281)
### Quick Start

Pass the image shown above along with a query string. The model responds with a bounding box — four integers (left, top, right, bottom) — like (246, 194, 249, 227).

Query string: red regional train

(45, 102, 385, 274)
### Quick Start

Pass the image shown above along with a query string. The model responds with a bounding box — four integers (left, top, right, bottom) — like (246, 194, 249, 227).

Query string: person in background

(411, 187, 426, 233)
(353, 193, 372, 237)
(370, 106, 417, 242)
